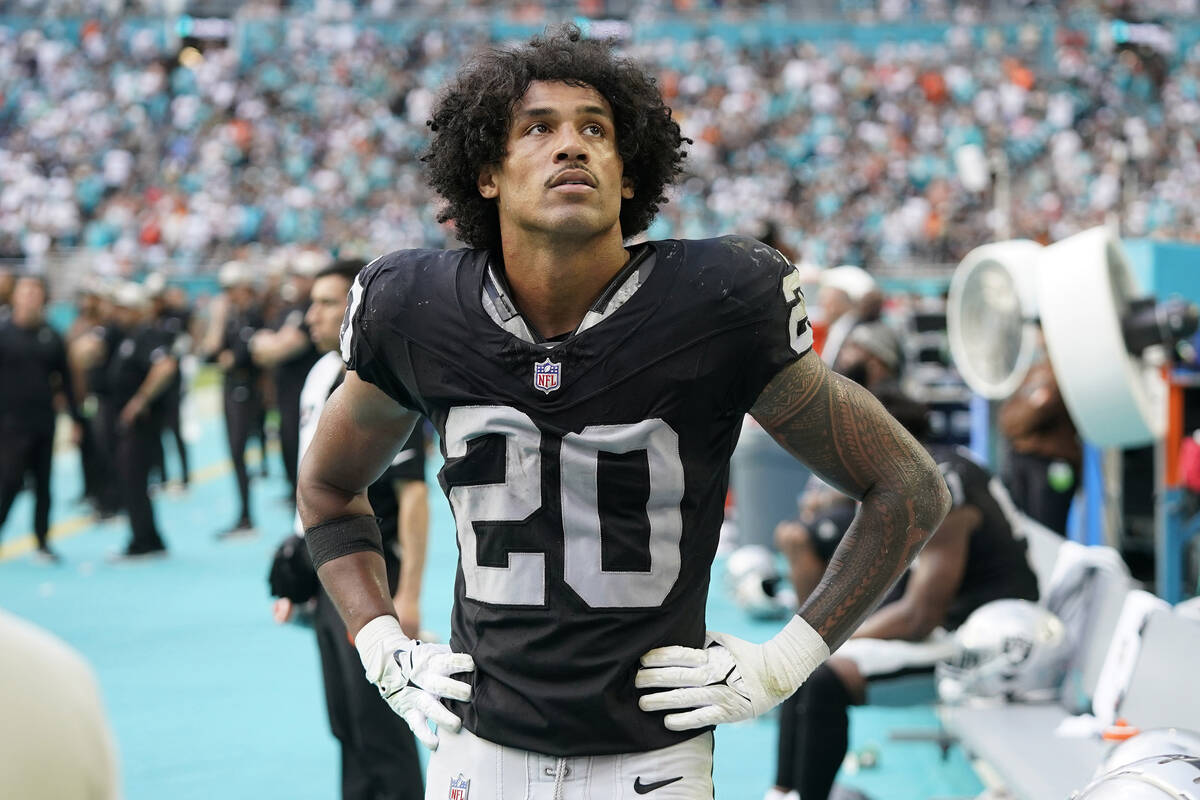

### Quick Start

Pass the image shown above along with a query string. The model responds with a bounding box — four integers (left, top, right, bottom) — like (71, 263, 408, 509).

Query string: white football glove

(354, 615, 475, 750)
(636, 616, 829, 730)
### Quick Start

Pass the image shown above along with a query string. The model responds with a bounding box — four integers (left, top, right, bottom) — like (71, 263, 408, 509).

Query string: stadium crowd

(1, 7, 1199, 279)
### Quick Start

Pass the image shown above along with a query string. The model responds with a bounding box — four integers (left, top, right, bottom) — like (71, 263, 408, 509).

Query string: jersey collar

(481, 244, 657, 348)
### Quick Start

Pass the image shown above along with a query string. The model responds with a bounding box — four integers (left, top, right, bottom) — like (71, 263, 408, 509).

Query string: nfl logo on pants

(533, 357, 562, 394)
(449, 773, 470, 800)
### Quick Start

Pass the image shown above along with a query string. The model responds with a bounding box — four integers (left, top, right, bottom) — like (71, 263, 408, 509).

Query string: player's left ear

(478, 166, 499, 200)
(621, 175, 634, 200)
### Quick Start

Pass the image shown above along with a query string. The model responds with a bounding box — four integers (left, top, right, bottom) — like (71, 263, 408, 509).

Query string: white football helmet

(724, 545, 796, 620)
(936, 599, 1071, 704)
(1072, 754, 1200, 799)
(1097, 729, 1200, 778)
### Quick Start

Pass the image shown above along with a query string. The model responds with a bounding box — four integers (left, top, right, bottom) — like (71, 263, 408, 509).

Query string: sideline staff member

(0, 275, 80, 561)
(275, 259, 428, 799)
(104, 282, 177, 559)
(203, 262, 264, 537)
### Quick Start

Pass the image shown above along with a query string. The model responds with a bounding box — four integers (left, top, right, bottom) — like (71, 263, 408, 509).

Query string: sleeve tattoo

(750, 353, 951, 650)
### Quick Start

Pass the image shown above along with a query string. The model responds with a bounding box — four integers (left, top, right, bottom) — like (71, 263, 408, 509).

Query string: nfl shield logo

(533, 358, 562, 394)
(449, 774, 470, 800)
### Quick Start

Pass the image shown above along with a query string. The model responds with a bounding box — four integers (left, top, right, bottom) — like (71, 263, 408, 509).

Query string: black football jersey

(341, 236, 812, 756)
(931, 446, 1040, 629)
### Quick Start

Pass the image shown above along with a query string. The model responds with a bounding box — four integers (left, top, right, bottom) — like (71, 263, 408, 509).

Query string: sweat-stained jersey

(340, 236, 812, 756)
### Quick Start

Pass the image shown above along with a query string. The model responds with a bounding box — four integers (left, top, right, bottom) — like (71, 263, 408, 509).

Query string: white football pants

(425, 726, 714, 800)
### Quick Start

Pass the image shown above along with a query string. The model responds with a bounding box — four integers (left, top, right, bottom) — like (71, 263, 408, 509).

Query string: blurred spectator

(1, 14, 1198, 275)
(0, 608, 120, 800)
(0, 275, 80, 561)
(998, 339, 1081, 535)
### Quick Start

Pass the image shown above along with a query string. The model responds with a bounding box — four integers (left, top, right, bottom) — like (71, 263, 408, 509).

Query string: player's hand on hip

(636, 616, 830, 731)
(354, 615, 474, 750)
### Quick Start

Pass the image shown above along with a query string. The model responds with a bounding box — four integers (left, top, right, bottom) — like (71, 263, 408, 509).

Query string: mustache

(544, 165, 597, 188)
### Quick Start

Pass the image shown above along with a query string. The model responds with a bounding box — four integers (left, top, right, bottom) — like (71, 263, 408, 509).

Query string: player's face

(307, 274, 352, 353)
(478, 81, 634, 243)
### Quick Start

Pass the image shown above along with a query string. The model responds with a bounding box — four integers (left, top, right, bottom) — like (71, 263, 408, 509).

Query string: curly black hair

(423, 23, 690, 251)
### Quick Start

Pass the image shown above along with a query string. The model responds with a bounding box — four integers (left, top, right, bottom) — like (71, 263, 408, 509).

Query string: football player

(297, 24, 951, 800)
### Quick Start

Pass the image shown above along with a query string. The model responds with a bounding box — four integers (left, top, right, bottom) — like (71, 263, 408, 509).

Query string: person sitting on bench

(769, 385, 1040, 800)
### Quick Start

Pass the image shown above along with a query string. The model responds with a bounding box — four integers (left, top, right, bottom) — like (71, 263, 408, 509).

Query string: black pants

(776, 662, 935, 800)
(1004, 450, 1076, 535)
(115, 417, 166, 554)
(223, 382, 261, 524)
(91, 401, 123, 515)
(314, 589, 423, 800)
(277, 380, 301, 499)
(0, 421, 55, 548)
(157, 387, 189, 485)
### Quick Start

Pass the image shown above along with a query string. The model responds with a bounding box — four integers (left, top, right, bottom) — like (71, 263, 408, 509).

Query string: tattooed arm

(637, 350, 949, 731)
(749, 351, 951, 651)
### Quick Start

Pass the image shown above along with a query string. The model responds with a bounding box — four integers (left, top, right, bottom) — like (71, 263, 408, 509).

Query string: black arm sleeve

(304, 514, 385, 571)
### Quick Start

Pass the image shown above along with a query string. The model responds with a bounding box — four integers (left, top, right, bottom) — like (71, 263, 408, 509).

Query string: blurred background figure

(0, 608, 120, 800)
(250, 249, 325, 505)
(998, 329, 1081, 536)
(148, 274, 193, 493)
(66, 280, 112, 515)
(94, 282, 177, 560)
(0, 275, 80, 562)
(817, 265, 876, 368)
(832, 319, 905, 393)
(0, 266, 15, 316)
(202, 261, 264, 539)
(272, 258, 427, 800)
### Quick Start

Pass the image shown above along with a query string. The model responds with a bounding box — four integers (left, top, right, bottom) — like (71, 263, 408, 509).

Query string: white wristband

(354, 615, 410, 682)
(762, 615, 830, 698)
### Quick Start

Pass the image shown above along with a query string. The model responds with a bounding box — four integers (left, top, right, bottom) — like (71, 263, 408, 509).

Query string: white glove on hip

(636, 616, 829, 730)
(354, 615, 475, 750)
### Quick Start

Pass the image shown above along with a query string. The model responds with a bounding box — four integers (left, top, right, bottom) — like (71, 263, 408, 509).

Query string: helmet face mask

(1098, 729, 1200, 778)
(936, 599, 1071, 704)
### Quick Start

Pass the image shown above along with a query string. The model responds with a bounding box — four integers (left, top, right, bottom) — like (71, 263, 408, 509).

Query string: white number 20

(444, 406, 684, 609)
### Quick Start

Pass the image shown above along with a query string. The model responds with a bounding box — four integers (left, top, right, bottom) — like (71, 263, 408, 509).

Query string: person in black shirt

(274, 260, 428, 800)
(100, 282, 177, 560)
(202, 262, 264, 537)
(0, 275, 80, 562)
(66, 282, 111, 511)
(769, 387, 1039, 800)
(249, 251, 325, 503)
(147, 280, 193, 491)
